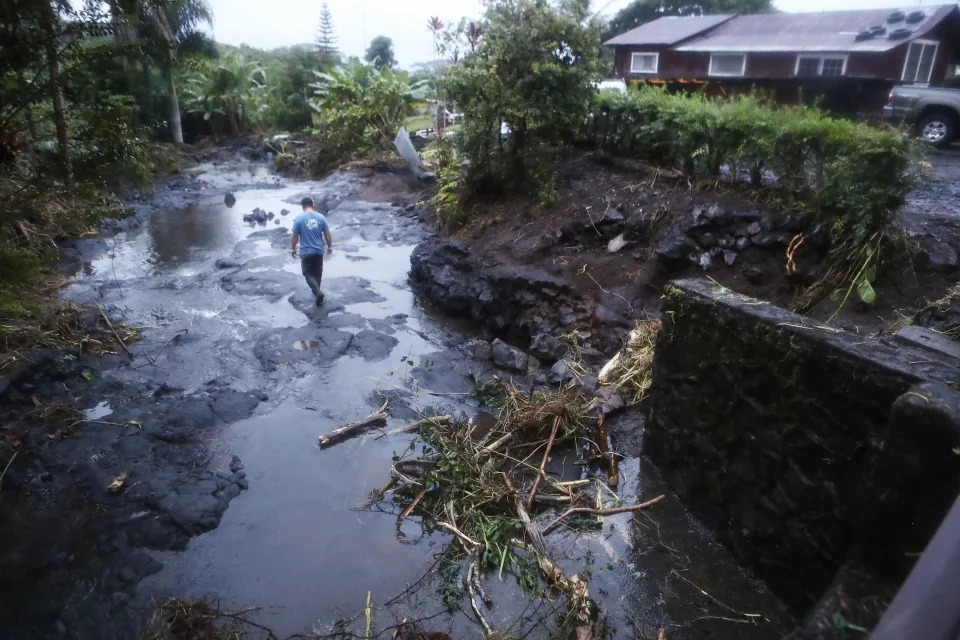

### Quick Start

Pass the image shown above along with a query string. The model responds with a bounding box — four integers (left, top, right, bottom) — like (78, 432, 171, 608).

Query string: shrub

(440, 0, 605, 192)
(309, 62, 424, 158)
(589, 87, 919, 306)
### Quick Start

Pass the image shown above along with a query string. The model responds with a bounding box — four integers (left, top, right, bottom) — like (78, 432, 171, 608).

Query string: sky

(206, 0, 950, 67)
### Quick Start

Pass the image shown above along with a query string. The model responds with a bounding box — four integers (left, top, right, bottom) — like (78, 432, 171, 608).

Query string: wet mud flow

(56, 157, 793, 639)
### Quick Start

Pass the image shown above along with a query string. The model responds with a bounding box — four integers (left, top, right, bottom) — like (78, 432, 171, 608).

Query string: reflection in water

(148, 204, 239, 267)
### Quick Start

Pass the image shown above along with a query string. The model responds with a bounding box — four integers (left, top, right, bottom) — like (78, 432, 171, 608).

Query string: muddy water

(64, 159, 794, 639)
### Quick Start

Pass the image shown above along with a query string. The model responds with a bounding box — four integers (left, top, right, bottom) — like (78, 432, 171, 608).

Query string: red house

(605, 5, 960, 114)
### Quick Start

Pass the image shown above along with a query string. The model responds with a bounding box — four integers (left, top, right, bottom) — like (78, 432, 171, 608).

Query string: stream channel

(59, 154, 794, 639)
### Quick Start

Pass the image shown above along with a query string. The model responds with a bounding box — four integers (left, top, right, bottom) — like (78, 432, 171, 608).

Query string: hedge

(587, 88, 917, 242)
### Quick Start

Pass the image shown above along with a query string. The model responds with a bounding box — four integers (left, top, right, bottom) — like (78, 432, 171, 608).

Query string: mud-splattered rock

(491, 339, 529, 372)
(529, 333, 567, 362)
(590, 386, 625, 416)
(655, 230, 695, 270)
(470, 340, 493, 360)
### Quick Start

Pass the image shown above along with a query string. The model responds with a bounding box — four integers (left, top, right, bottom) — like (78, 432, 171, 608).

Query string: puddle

(84, 401, 112, 421)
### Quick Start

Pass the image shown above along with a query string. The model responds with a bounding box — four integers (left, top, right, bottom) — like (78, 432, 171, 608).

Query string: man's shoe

(315, 292, 325, 306)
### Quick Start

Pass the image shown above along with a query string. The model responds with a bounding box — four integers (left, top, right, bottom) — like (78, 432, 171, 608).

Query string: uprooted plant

(368, 382, 664, 639)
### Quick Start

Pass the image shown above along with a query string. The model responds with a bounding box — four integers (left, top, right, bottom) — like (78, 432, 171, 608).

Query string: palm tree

(182, 55, 267, 136)
(113, 0, 212, 143)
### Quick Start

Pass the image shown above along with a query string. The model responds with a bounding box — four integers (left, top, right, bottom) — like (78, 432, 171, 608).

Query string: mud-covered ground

(0, 149, 797, 640)
(425, 151, 958, 349)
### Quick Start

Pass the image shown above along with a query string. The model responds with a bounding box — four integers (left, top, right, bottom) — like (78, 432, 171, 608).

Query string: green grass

(404, 114, 434, 132)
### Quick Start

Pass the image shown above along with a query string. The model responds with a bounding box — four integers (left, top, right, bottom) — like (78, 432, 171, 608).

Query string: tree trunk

(164, 54, 184, 144)
(140, 58, 152, 125)
(39, 1, 71, 180)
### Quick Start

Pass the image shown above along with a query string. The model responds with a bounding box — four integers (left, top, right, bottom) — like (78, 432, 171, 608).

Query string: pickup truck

(884, 85, 960, 147)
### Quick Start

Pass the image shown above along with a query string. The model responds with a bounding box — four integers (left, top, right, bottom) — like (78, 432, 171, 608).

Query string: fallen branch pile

(370, 382, 665, 639)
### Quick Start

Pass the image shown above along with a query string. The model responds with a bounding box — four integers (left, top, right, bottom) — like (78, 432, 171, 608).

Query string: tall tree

(112, 0, 212, 143)
(364, 36, 396, 70)
(37, 0, 72, 179)
(604, 0, 773, 40)
(315, 1, 339, 68)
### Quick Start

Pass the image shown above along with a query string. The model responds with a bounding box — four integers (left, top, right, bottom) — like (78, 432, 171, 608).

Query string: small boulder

(698, 252, 712, 270)
(655, 230, 695, 270)
(529, 333, 568, 362)
(577, 375, 599, 395)
(470, 340, 493, 360)
(735, 237, 750, 251)
(491, 339, 529, 372)
(590, 386, 625, 416)
(280, 208, 291, 216)
(549, 359, 575, 384)
(746, 221, 762, 236)
(215, 259, 241, 269)
(723, 250, 738, 267)
(224, 193, 236, 207)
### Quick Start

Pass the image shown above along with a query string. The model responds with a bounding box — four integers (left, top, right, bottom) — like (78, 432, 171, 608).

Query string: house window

(795, 55, 847, 77)
(630, 52, 659, 74)
(709, 53, 746, 77)
(902, 40, 939, 84)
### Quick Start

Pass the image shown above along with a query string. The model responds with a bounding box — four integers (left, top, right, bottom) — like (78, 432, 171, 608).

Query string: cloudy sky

(206, 0, 947, 67)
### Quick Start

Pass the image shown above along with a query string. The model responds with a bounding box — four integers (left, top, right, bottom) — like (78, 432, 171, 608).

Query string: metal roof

(604, 14, 735, 46)
(674, 5, 958, 53)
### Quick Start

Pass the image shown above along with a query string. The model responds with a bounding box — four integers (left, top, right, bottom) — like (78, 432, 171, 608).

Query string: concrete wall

(645, 279, 960, 611)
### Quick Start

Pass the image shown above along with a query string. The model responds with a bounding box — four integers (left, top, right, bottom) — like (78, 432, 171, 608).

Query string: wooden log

(318, 400, 388, 448)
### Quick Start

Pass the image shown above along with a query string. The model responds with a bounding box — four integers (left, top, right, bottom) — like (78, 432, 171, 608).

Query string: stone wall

(645, 279, 960, 611)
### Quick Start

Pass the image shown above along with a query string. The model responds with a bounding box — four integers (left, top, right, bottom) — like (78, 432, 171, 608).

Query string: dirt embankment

(410, 152, 959, 360)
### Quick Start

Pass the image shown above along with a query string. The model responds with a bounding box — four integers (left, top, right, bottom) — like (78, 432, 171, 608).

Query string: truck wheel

(918, 114, 955, 148)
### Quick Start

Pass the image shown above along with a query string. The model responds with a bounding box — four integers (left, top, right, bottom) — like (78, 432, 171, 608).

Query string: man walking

(291, 197, 333, 305)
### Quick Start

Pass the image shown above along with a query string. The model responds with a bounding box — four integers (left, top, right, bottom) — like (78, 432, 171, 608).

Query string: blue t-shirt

(293, 210, 330, 257)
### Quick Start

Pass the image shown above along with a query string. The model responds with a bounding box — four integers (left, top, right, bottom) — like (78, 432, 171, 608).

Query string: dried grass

(140, 598, 246, 640)
(0, 299, 139, 371)
(602, 319, 661, 405)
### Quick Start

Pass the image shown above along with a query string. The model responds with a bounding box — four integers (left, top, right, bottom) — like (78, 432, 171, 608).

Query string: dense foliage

(310, 62, 424, 157)
(590, 87, 918, 305)
(440, 0, 605, 192)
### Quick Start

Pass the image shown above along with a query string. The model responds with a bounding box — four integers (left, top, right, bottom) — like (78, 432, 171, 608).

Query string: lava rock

(698, 252, 712, 270)
(280, 208, 291, 216)
(215, 259, 241, 269)
(916, 238, 958, 273)
(242, 208, 269, 225)
(577, 375, 599, 395)
(529, 333, 568, 362)
(590, 386, 626, 416)
(735, 237, 750, 251)
(655, 230, 696, 270)
(470, 340, 493, 360)
(723, 250, 738, 267)
(549, 359, 575, 384)
(692, 204, 732, 227)
(746, 221, 762, 236)
(224, 193, 236, 207)
(491, 339, 529, 372)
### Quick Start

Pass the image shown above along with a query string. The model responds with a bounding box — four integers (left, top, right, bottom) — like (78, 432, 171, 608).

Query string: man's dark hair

(301, 197, 314, 208)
